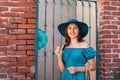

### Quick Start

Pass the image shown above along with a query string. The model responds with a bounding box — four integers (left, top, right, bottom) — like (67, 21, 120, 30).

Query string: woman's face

(67, 23, 79, 39)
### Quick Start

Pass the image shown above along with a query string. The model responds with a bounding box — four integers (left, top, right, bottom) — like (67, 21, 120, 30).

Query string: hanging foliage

(37, 29, 48, 50)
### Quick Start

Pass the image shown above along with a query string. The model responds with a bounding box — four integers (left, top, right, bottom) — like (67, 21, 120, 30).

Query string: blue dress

(61, 47, 96, 80)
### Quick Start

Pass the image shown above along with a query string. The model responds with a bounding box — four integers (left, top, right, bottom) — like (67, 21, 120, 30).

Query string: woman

(55, 19, 96, 80)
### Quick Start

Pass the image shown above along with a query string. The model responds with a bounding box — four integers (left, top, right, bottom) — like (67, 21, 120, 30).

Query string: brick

(100, 67, 111, 72)
(118, 8, 120, 12)
(27, 61, 34, 66)
(0, 0, 9, 1)
(113, 49, 120, 53)
(112, 40, 120, 43)
(10, 7, 28, 12)
(0, 7, 8, 12)
(17, 45, 34, 50)
(99, 21, 110, 26)
(27, 51, 34, 56)
(103, 72, 114, 76)
(27, 29, 35, 34)
(0, 51, 6, 56)
(0, 40, 7, 46)
(99, 30, 111, 35)
(100, 11, 110, 15)
(111, 21, 120, 25)
(0, 35, 17, 40)
(102, 1, 110, 5)
(28, 19, 35, 24)
(0, 67, 16, 73)
(100, 59, 111, 63)
(99, 40, 111, 44)
(102, 16, 115, 20)
(112, 68, 120, 72)
(99, 49, 111, 53)
(19, 3, 36, 7)
(0, 17, 8, 22)
(27, 73, 34, 79)
(7, 62, 26, 67)
(111, 1, 120, 6)
(0, 57, 17, 62)
(100, 77, 111, 80)
(102, 25, 117, 29)
(0, 62, 7, 67)
(17, 56, 34, 61)
(0, 74, 7, 78)
(112, 31, 120, 34)
(101, 54, 119, 58)
(111, 12, 120, 16)
(0, 28, 7, 34)
(7, 73, 17, 79)
(7, 51, 26, 56)
(102, 45, 118, 48)
(17, 34, 34, 39)
(10, 7, 35, 13)
(118, 17, 120, 20)
(0, 12, 19, 17)
(113, 58, 120, 62)
(17, 67, 30, 73)
(9, 18, 26, 24)
(104, 6, 117, 10)
(11, 0, 27, 2)
(11, 0, 35, 3)
(27, 40, 34, 45)
(18, 24, 35, 29)
(26, 0, 36, 3)
(8, 40, 26, 45)
(15, 73, 26, 79)
(0, 24, 17, 28)
(29, 8, 36, 13)
(11, 0, 36, 3)
(102, 35, 118, 39)
(0, 34, 8, 40)
(0, 2, 19, 7)
(9, 29, 26, 34)
(0, 45, 16, 51)
(19, 13, 36, 18)
(102, 63, 118, 67)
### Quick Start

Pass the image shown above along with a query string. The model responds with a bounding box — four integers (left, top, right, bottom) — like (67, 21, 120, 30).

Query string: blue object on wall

(37, 28, 48, 50)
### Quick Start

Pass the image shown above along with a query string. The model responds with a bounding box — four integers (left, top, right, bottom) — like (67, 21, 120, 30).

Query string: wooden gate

(36, 0, 99, 80)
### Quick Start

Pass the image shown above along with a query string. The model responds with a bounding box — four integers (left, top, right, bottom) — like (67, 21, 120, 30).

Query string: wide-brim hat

(58, 19, 88, 38)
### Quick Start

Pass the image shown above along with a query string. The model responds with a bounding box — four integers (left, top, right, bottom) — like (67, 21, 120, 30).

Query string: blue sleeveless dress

(61, 47, 96, 80)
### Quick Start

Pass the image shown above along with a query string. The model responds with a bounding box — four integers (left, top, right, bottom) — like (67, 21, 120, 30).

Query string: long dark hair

(63, 23, 84, 49)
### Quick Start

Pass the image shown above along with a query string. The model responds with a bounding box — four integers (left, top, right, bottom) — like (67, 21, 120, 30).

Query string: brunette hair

(63, 23, 84, 49)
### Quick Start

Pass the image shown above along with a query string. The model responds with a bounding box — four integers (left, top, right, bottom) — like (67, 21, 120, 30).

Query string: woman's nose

(71, 29, 74, 32)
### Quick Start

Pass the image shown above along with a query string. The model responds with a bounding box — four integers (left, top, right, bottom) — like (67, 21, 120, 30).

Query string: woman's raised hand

(55, 46, 62, 58)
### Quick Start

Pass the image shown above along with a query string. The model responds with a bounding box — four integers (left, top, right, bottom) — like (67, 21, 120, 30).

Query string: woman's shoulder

(79, 41, 90, 48)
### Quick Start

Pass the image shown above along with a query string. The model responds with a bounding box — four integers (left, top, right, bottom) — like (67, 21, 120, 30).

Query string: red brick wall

(98, 0, 120, 80)
(0, 0, 35, 79)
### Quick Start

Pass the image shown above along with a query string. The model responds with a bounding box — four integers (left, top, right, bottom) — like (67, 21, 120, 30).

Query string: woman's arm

(55, 46, 65, 72)
(68, 58, 96, 74)
(87, 58, 96, 71)
(57, 56, 65, 72)
(80, 41, 96, 71)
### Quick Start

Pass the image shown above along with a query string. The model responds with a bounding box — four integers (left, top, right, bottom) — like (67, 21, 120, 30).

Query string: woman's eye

(68, 27, 71, 30)
(74, 27, 78, 29)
